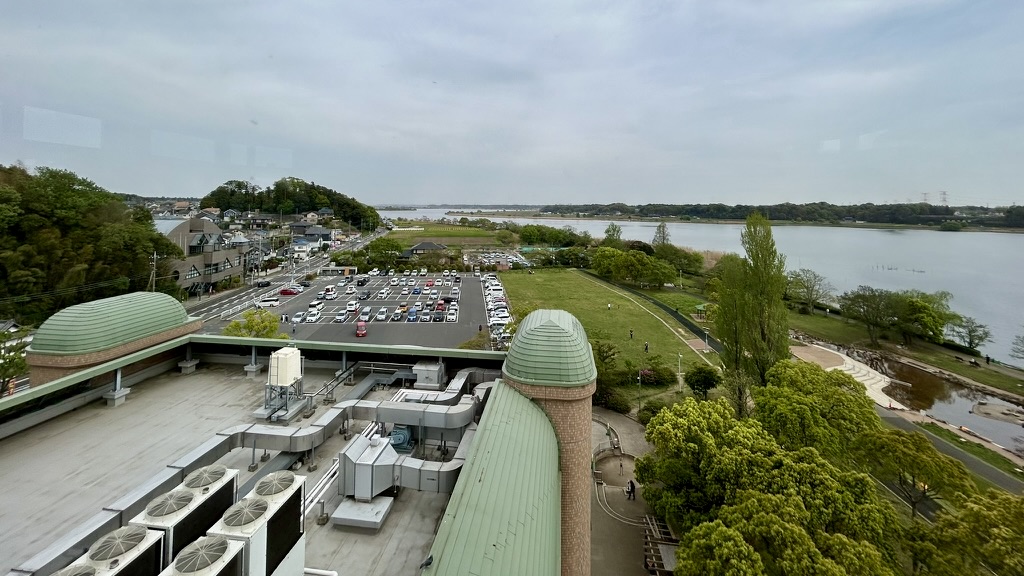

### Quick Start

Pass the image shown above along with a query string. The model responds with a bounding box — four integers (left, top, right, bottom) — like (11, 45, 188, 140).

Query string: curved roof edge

(30, 292, 194, 355)
(425, 380, 560, 575)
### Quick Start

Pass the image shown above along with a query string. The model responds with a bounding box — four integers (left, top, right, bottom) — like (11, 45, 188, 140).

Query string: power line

(0, 273, 153, 306)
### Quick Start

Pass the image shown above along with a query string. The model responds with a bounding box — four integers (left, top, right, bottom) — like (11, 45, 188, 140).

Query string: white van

(346, 301, 358, 312)
(257, 297, 280, 308)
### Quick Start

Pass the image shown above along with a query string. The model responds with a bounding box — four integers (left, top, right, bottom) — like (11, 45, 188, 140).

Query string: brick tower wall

(506, 379, 595, 576)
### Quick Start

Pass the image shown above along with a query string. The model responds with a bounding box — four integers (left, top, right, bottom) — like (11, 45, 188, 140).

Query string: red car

(425, 279, 434, 287)
(355, 321, 367, 337)
(435, 303, 446, 312)
(279, 287, 299, 295)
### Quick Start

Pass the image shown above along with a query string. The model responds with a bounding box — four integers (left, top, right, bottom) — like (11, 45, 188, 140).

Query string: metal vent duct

(184, 464, 228, 489)
(223, 498, 268, 527)
(255, 471, 294, 496)
(51, 565, 96, 576)
(174, 536, 229, 573)
(87, 525, 148, 561)
(146, 489, 195, 517)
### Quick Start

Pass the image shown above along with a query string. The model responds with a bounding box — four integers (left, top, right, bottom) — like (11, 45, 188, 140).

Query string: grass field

(499, 269, 704, 369)
(388, 223, 498, 245)
(917, 422, 1024, 480)
(787, 310, 869, 346)
(637, 289, 707, 316)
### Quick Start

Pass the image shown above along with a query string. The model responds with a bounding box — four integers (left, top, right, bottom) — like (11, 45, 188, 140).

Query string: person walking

(629, 329, 633, 340)
(619, 458, 624, 476)
(608, 303, 612, 311)
(644, 341, 649, 353)
(626, 479, 636, 500)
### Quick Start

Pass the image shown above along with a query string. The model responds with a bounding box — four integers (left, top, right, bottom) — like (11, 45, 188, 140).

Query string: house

(288, 238, 312, 261)
(155, 219, 259, 294)
(172, 201, 191, 215)
(1, 319, 32, 350)
(223, 208, 241, 221)
(304, 225, 333, 244)
(409, 241, 447, 255)
(197, 210, 222, 225)
(238, 212, 275, 230)
(303, 212, 320, 224)
(318, 207, 334, 218)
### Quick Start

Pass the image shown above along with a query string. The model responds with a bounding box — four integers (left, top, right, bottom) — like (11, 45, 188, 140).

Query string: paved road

(876, 406, 1024, 493)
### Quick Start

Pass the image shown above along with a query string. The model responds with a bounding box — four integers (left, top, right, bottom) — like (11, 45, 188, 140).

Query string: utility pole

(940, 191, 949, 205)
(148, 251, 157, 292)
(922, 192, 930, 204)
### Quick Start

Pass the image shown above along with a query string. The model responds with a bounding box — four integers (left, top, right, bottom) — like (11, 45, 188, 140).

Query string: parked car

(446, 310, 458, 322)
(426, 279, 435, 287)
(432, 311, 445, 322)
(257, 297, 280, 308)
(407, 310, 418, 322)
(280, 287, 299, 296)
(316, 291, 326, 299)
(419, 313, 431, 322)
(345, 286, 356, 294)
(292, 311, 306, 323)
(412, 287, 422, 295)
(256, 280, 271, 288)
(324, 291, 337, 300)
(391, 310, 403, 321)
(334, 313, 349, 323)
(299, 280, 312, 287)
(305, 310, 321, 323)
(347, 301, 359, 312)
(375, 307, 388, 321)
(358, 290, 371, 300)
(355, 321, 367, 337)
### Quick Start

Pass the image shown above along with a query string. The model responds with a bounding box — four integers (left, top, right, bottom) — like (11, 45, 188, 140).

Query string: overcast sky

(1, 1, 1021, 206)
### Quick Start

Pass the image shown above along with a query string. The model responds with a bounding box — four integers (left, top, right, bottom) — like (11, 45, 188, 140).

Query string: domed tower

(502, 310, 596, 576)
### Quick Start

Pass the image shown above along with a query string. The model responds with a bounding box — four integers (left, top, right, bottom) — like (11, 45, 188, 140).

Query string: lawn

(637, 289, 707, 315)
(388, 223, 499, 246)
(786, 310, 870, 346)
(916, 422, 1024, 482)
(499, 269, 704, 369)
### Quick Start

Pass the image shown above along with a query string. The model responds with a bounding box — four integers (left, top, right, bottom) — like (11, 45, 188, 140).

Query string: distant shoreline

(441, 211, 1024, 234)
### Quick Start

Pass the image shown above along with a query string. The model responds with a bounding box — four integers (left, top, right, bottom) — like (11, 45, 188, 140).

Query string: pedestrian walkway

(791, 343, 907, 410)
(591, 407, 656, 576)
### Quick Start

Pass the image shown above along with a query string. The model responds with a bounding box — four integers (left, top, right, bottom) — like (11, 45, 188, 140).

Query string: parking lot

(222, 272, 491, 348)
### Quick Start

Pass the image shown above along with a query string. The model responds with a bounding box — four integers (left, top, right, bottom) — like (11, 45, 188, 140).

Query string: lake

(380, 209, 1024, 362)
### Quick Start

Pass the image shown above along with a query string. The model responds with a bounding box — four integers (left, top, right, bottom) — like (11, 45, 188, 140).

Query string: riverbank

(444, 210, 1024, 234)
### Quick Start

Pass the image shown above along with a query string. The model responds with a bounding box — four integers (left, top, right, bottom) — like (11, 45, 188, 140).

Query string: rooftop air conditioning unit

(159, 536, 243, 576)
(130, 466, 238, 565)
(75, 525, 165, 576)
(214, 471, 305, 576)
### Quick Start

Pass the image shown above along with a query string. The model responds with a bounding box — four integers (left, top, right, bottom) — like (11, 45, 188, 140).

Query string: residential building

(154, 219, 258, 294)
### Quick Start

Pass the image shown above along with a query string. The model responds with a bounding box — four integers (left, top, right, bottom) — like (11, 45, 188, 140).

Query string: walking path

(791, 343, 907, 410)
(590, 407, 657, 576)
(573, 270, 716, 368)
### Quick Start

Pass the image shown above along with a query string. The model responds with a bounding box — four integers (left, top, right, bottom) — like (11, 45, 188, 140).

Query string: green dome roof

(502, 310, 596, 387)
(31, 292, 190, 355)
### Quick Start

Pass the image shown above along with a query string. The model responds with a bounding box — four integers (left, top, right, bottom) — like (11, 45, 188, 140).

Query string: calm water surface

(381, 209, 1024, 362)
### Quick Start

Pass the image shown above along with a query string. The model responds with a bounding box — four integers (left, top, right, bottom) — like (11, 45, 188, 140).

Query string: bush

(638, 399, 669, 425)
(940, 340, 982, 357)
(602, 390, 633, 414)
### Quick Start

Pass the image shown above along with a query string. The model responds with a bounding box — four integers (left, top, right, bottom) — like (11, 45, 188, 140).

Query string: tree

(740, 213, 789, 384)
(755, 361, 879, 462)
(222, 309, 289, 339)
(684, 364, 721, 400)
(1011, 328, 1024, 360)
(674, 520, 765, 576)
(365, 237, 403, 270)
(638, 398, 902, 572)
(786, 269, 833, 315)
(853, 428, 976, 518)
(947, 316, 992, 351)
(0, 326, 30, 396)
(712, 254, 746, 373)
(924, 491, 1024, 576)
(591, 246, 622, 277)
(889, 290, 957, 345)
(602, 222, 624, 249)
(838, 286, 893, 346)
(652, 222, 671, 247)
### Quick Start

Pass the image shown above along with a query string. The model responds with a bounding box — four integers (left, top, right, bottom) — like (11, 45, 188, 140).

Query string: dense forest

(540, 202, 1024, 227)
(200, 177, 383, 230)
(0, 164, 183, 326)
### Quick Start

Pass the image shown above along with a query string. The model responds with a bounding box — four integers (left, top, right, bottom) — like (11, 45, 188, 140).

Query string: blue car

(412, 287, 421, 294)
(407, 310, 418, 322)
